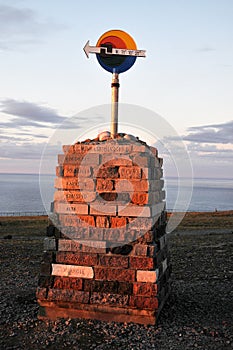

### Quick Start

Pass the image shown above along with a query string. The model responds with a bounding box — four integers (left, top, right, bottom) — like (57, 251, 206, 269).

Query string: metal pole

(111, 72, 120, 138)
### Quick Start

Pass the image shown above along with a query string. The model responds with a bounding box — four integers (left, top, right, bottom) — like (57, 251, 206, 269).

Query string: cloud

(1, 99, 65, 124)
(183, 120, 233, 144)
(0, 4, 66, 50)
(0, 140, 58, 160)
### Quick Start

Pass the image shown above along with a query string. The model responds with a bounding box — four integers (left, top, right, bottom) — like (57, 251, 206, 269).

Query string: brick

(59, 214, 95, 228)
(131, 145, 148, 152)
(96, 216, 109, 228)
(103, 228, 121, 241)
(147, 244, 159, 257)
(128, 217, 154, 230)
(131, 193, 149, 205)
(133, 282, 158, 296)
(118, 204, 150, 217)
(111, 217, 127, 228)
(64, 165, 91, 177)
(58, 238, 106, 253)
(94, 267, 135, 282)
(47, 289, 89, 303)
(90, 292, 128, 306)
(44, 237, 56, 251)
(130, 257, 155, 270)
(118, 282, 133, 295)
(131, 154, 151, 167)
(131, 244, 148, 256)
(88, 228, 105, 240)
(149, 146, 158, 157)
(58, 153, 99, 165)
(54, 177, 95, 191)
(129, 296, 158, 309)
(114, 179, 148, 192)
(52, 264, 94, 278)
(101, 154, 133, 166)
(54, 190, 96, 203)
(56, 252, 98, 266)
(137, 270, 159, 283)
(90, 202, 116, 215)
(119, 166, 141, 179)
(96, 179, 113, 191)
(84, 280, 118, 293)
(56, 166, 63, 177)
(62, 145, 75, 153)
(99, 255, 128, 268)
(53, 277, 83, 290)
(89, 143, 133, 154)
(95, 166, 119, 179)
(54, 202, 88, 215)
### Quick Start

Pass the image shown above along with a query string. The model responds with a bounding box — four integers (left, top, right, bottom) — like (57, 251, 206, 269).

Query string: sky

(0, 0, 233, 178)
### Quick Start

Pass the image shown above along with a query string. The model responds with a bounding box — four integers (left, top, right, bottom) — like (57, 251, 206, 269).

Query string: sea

(0, 173, 232, 215)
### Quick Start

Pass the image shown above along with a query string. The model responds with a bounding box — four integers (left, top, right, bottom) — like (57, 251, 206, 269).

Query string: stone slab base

(38, 303, 157, 325)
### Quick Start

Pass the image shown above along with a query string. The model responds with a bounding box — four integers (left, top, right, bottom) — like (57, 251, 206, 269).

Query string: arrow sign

(83, 40, 146, 58)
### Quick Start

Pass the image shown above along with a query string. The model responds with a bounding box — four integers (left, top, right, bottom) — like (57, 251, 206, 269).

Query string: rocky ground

(0, 213, 233, 349)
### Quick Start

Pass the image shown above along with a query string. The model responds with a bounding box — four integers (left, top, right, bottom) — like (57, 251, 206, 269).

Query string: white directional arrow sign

(83, 40, 146, 58)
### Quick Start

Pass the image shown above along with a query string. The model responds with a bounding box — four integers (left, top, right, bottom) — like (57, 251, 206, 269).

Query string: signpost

(84, 29, 146, 138)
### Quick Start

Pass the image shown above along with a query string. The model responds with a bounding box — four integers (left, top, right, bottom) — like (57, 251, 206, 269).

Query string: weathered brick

(118, 204, 149, 217)
(59, 214, 95, 228)
(133, 282, 158, 296)
(131, 193, 148, 205)
(118, 282, 133, 295)
(119, 166, 141, 179)
(99, 255, 128, 268)
(111, 217, 127, 228)
(89, 143, 133, 154)
(52, 264, 94, 278)
(56, 252, 98, 266)
(90, 202, 116, 216)
(129, 296, 158, 309)
(90, 292, 128, 306)
(54, 202, 88, 215)
(131, 154, 151, 167)
(149, 146, 158, 157)
(84, 280, 118, 293)
(95, 166, 119, 179)
(62, 145, 75, 153)
(88, 228, 105, 240)
(96, 216, 109, 228)
(54, 190, 96, 203)
(47, 289, 89, 303)
(129, 257, 155, 270)
(94, 267, 135, 282)
(53, 277, 83, 290)
(114, 179, 148, 192)
(101, 154, 133, 166)
(96, 179, 113, 192)
(54, 177, 95, 191)
(56, 166, 64, 177)
(128, 217, 154, 230)
(136, 270, 159, 283)
(131, 244, 148, 256)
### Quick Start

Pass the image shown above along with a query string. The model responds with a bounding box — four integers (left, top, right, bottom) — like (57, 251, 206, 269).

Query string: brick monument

(37, 133, 171, 325)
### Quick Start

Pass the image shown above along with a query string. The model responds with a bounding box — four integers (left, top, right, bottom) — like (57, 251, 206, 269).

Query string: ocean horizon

(0, 173, 232, 214)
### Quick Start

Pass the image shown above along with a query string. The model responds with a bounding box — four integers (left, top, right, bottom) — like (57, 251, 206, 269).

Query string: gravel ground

(0, 224, 233, 349)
